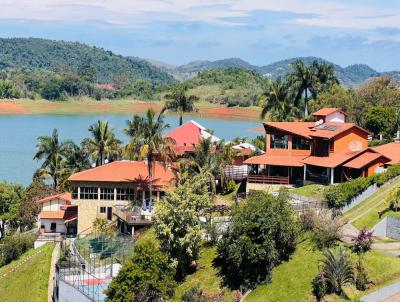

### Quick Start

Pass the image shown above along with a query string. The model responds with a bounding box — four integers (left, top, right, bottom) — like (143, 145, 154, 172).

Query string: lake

(0, 115, 261, 185)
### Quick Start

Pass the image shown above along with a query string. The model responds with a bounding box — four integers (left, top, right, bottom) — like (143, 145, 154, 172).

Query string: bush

(182, 286, 207, 302)
(0, 233, 35, 266)
(214, 191, 299, 290)
(310, 210, 342, 249)
(351, 228, 374, 255)
(223, 179, 236, 194)
(355, 260, 369, 291)
(312, 273, 327, 302)
(325, 164, 400, 209)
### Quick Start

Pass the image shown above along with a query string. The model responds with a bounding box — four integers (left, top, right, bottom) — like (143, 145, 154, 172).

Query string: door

(107, 207, 112, 220)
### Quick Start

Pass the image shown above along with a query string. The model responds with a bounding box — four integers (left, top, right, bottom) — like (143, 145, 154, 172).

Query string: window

(100, 188, 114, 200)
(80, 187, 98, 200)
(100, 207, 106, 213)
(50, 223, 57, 231)
(270, 134, 288, 149)
(292, 136, 310, 150)
(71, 186, 78, 199)
(116, 188, 134, 201)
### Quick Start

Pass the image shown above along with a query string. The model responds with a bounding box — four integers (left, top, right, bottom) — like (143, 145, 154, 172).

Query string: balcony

(113, 205, 152, 226)
(247, 175, 290, 185)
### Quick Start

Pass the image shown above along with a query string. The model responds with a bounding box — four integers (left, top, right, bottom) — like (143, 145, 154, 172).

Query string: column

(303, 164, 307, 182)
(98, 187, 101, 201)
(157, 191, 160, 202)
(114, 188, 117, 201)
(330, 168, 334, 184)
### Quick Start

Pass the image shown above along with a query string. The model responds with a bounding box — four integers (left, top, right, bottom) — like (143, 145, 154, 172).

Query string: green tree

(165, 84, 198, 125)
(0, 81, 18, 98)
(64, 142, 91, 172)
(214, 191, 299, 290)
(0, 182, 25, 238)
(41, 77, 65, 100)
(153, 173, 211, 279)
(124, 110, 175, 198)
(311, 60, 339, 94)
(33, 129, 71, 189)
(82, 120, 122, 166)
(364, 106, 398, 139)
(105, 241, 176, 302)
(260, 78, 295, 121)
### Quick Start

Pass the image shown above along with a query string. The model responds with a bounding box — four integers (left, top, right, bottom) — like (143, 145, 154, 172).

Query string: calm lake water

(0, 115, 260, 185)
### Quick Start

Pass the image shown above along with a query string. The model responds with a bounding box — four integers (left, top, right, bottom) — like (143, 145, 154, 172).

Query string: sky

(1, 0, 400, 71)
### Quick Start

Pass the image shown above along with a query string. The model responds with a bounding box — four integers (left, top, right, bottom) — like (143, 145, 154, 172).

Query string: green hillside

(0, 38, 174, 84)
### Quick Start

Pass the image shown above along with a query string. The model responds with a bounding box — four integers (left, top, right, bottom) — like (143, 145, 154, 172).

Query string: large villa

(36, 108, 400, 240)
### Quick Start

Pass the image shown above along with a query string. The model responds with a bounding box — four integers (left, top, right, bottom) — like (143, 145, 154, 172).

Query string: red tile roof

(36, 192, 71, 205)
(68, 161, 175, 188)
(309, 122, 370, 139)
(264, 122, 315, 138)
(312, 108, 348, 117)
(244, 154, 306, 167)
(302, 150, 363, 168)
(373, 142, 400, 165)
(39, 209, 77, 222)
(343, 152, 386, 169)
(165, 121, 203, 147)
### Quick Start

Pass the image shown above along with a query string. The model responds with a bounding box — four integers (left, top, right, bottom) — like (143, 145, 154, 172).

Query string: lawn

(169, 246, 233, 302)
(291, 184, 326, 200)
(245, 239, 320, 302)
(0, 243, 54, 302)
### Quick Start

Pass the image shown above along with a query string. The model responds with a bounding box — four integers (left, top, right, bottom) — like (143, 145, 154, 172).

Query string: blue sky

(1, 0, 400, 71)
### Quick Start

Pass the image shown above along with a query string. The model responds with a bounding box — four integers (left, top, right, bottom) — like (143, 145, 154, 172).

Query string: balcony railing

(113, 205, 152, 226)
(247, 175, 290, 184)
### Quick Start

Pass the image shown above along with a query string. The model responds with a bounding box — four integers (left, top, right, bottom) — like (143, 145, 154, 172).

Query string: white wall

(325, 112, 345, 123)
(41, 199, 66, 211)
(39, 219, 67, 233)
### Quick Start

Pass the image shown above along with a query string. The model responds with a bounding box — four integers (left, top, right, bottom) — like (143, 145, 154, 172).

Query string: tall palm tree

(82, 120, 122, 166)
(286, 60, 318, 117)
(64, 142, 91, 172)
(311, 60, 339, 94)
(124, 109, 175, 199)
(321, 247, 354, 295)
(164, 84, 198, 125)
(33, 129, 70, 189)
(260, 78, 293, 121)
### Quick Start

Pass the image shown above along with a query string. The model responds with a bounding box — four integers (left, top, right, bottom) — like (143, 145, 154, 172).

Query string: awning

(343, 152, 384, 169)
(244, 154, 306, 167)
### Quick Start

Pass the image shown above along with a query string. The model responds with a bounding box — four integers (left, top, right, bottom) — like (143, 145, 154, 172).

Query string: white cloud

(1, 0, 400, 30)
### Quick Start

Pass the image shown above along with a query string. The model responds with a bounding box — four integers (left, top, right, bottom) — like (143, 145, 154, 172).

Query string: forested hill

(0, 38, 174, 84)
(149, 56, 399, 86)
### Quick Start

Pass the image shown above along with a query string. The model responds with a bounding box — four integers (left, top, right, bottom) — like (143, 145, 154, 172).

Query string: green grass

(0, 243, 54, 302)
(291, 184, 327, 200)
(169, 246, 232, 302)
(245, 239, 320, 302)
(216, 183, 241, 205)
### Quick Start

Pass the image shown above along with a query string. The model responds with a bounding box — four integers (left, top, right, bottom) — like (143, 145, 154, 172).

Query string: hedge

(324, 165, 400, 209)
(0, 233, 35, 267)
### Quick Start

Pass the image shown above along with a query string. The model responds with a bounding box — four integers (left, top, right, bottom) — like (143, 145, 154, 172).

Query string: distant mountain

(146, 56, 385, 86)
(0, 38, 175, 84)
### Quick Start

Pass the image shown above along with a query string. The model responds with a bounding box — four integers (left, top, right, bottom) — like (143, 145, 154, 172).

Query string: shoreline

(0, 99, 262, 122)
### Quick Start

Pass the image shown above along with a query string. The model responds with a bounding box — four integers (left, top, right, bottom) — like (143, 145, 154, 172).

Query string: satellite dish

(104, 158, 109, 164)
(348, 140, 363, 152)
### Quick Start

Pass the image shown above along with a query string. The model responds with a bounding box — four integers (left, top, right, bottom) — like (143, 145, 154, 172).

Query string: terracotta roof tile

(244, 154, 306, 167)
(343, 152, 386, 169)
(312, 108, 348, 117)
(36, 192, 71, 205)
(39, 211, 66, 220)
(373, 142, 400, 165)
(68, 161, 175, 188)
(302, 150, 363, 168)
(264, 122, 315, 138)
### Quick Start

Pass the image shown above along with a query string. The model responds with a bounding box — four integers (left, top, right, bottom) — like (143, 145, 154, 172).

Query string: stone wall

(373, 216, 400, 240)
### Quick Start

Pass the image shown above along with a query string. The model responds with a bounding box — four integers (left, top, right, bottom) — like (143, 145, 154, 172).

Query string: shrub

(351, 228, 374, 255)
(0, 233, 35, 266)
(312, 273, 328, 302)
(355, 260, 369, 291)
(223, 179, 236, 194)
(105, 241, 176, 302)
(182, 286, 207, 302)
(310, 210, 342, 249)
(214, 191, 299, 290)
(325, 164, 400, 209)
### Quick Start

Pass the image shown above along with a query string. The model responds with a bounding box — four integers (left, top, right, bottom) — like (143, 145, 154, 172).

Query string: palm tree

(286, 60, 317, 117)
(260, 78, 294, 121)
(64, 142, 91, 172)
(82, 120, 122, 166)
(164, 84, 198, 125)
(321, 247, 354, 295)
(33, 129, 70, 189)
(124, 109, 175, 199)
(311, 60, 339, 94)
